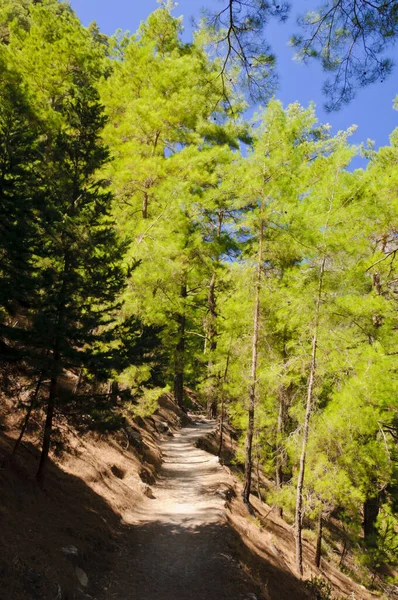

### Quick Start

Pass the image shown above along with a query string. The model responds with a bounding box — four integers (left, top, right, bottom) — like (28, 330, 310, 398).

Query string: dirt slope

(0, 395, 187, 600)
(198, 425, 378, 600)
(0, 397, 379, 600)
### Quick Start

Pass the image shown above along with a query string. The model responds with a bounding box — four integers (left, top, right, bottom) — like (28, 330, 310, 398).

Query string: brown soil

(198, 424, 378, 600)
(0, 394, 187, 600)
(0, 395, 381, 600)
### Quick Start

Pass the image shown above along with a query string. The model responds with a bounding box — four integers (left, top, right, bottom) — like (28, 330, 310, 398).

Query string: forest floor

(0, 394, 381, 600)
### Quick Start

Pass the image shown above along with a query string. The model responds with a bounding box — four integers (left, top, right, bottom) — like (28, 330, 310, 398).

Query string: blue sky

(69, 0, 397, 165)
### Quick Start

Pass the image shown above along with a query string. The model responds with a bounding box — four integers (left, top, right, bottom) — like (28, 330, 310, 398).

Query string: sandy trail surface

(100, 419, 262, 600)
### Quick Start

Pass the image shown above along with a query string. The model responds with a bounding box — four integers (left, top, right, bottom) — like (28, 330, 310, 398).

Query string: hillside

(0, 395, 390, 600)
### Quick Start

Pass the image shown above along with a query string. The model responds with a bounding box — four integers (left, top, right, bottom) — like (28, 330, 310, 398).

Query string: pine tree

(3, 0, 126, 482)
(0, 46, 40, 321)
(101, 5, 244, 406)
(34, 91, 125, 484)
(231, 101, 335, 508)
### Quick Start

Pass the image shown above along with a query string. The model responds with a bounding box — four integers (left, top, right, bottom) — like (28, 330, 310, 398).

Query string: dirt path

(100, 419, 263, 600)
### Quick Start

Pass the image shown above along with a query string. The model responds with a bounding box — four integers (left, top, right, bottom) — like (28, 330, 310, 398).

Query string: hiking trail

(99, 419, 263, 600)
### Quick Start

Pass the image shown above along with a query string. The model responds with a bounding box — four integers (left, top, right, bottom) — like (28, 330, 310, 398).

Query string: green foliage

(89, 408, 125, 432)
(361, 506, 398, 571)
(131, 386, 170, 419)
(0, 45, 40, 316)
(0, 0, 32, 44)
(31, 90, 125, 372)
(305, 577, 333, 600)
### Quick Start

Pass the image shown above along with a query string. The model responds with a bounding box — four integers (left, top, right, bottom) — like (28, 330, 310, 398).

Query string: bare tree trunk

(275, 386, 286, 518)
(141, 133, 160, 219)
(363, 493, 381, 544)
(242, 219, 264, 507)
(361, 274, 383, 541)
(142, 191, 148, 219)
(217, 347, 231, 459)
(315, 511, 323, 568)
(109, 380, 119, 404)
(36, 251, 69, 486)
(255, 436, 262, 502)
(36, 358, 59, 487)
(207, 272, 218, 418)
(339, 537, 348, 568)
(174, 283, 187, 408)
(218, 396, 225, 459)
(295, 257, 326, 576)
(74, 368, 83, 394)
(12, 372, 44, 456)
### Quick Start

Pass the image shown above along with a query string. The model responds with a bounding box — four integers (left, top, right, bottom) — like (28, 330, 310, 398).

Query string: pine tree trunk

(174, 283, 187, 408)
(74, 368, 83, 394)
(362, 276, 383, 542)
(295, 257, 326, 576)
(339, 537, 348, 568)
(218, 396, 225, 459)
(363, 494, 381, 544)
(255, 438, 262, 502)
(36, 252, 68, 486)
(275, 468, 283, 518)
(275, 386, 285, 518)
(217, 348, 231, 459)
(12, 372, 44, 456)
(109, 380, 119, 404)
(142, 191, 148, 219)
(141, 133, 159, 220)
(36, 368, 58, 486)
(315, 511, 323, 568)
(207, 272, 218, 418)
(242, 220, 264, 507)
